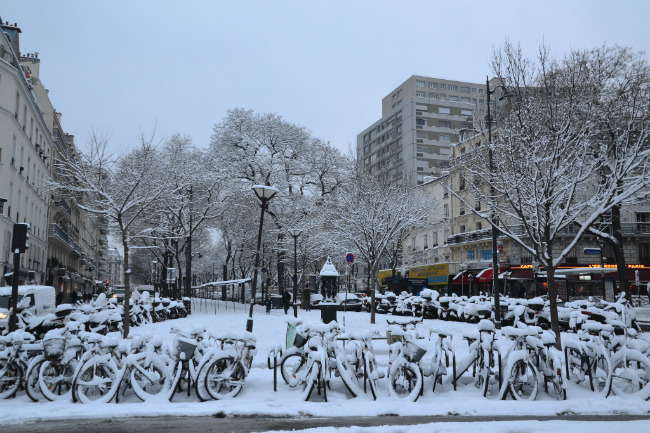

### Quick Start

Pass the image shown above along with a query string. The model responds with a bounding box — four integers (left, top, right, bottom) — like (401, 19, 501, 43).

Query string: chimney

(1, 20, 22, 56)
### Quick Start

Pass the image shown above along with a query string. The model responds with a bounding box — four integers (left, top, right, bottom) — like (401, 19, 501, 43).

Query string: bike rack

(267, 345, 283, 392)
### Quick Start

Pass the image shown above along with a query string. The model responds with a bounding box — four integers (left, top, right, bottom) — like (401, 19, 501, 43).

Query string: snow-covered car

(309, 293, 324, 309)
(0, 285, 56, 332)
(334, 292, 363, 312)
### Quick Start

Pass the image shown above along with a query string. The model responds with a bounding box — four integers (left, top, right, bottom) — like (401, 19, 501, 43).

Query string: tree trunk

(370, 263, 376, 325)
(609, 204, 630, 298)
(122, 235, 130, 338)
(545, 264, 562, 350)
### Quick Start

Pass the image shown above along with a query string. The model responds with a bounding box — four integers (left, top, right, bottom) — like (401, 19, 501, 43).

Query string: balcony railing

(49, 223, 82, 255)
(446, 222, 650, 246)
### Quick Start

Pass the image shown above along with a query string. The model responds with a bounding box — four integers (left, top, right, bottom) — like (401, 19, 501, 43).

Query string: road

(6, 414, 649, 433)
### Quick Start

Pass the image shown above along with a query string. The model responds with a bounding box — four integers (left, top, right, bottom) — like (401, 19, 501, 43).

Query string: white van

(0, 285, 56, 330)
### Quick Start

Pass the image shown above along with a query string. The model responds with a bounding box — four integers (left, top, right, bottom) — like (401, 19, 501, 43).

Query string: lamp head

(288, 228, 302, 238)
(252, 185, 278, 202)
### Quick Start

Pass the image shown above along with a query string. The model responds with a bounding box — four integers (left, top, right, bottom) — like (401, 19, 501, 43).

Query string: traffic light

(11, 223, 30, 253)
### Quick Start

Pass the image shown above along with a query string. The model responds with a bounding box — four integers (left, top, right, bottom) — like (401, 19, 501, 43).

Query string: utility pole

(9, 223, 29, 332)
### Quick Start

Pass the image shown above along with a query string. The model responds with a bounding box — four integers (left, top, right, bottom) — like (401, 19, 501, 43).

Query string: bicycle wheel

(74, 359, 119, 403)
(25, 355, 45, 402)
(364, 353, 379, 400)
(130, 357, 169, 401)
(336, 353, 361, 397)
(203, 356, 246, 399)
(281, 352, 307, 388)
(302, 360, 321, 401)
(509, 359, 539, 401)
(588, 348, 611, 396)
(0, 359, 22, 399)
(39, 359, 78, 401)
(388, 362, 422, 402)
(564, 346, 586, 384)
(609, 350, 650, 400)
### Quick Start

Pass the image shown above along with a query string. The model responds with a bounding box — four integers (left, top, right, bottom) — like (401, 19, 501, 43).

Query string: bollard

(267, 345, 283, 392)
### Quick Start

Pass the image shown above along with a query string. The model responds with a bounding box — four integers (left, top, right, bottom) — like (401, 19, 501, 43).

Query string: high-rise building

(357, 75, 487, 186)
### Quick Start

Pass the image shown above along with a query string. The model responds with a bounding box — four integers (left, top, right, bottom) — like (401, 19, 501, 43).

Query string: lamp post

(468, 274, 474, 297)
(247, 184, 278, 332)
(288, 229, 302, 318)
(485, 76, 513, 329)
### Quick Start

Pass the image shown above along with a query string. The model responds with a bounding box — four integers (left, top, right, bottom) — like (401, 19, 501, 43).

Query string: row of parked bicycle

(0, 323, 256, 402)
(277, 316, 650, 402)
(6, 291, 190, 340)
(370, 290, 642, 332)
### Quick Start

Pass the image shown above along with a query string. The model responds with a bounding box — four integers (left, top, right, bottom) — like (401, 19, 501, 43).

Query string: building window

(416, 118, 426, 126)
(444, 204, 449, 219)
(460, 225, 466, 233)
(439, 134, 451, 142)
(461, 97, 471, 103)
(449, 96, 458, 102)
(471, 88, 477, 93)
(467, 249, 475, 260)
(412, 237, 416, 252)
(424, 234, 429, 250)
(478, 89, 484, 94)
(416, 91, 427, 98)
(429, 82, 437, 88)
(416, 80, 425, 87)
(461, 86, 470, 93)
(433, 232, 439, 246)
(439, 120, 451, 128)
(440, 84, 447, 90)
(476, 222, 482, 230)
(416, 132, 428, 140)
(439, 107, 450, 114)
(449, 85, 458, 92)
(430, 93, 439, 99)
(459, 176, 465, 190)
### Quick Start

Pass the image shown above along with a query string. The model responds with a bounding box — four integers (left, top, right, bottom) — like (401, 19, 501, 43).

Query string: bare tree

(463, 42, 650, 348)
(53, 131, 167, 337)
(326, 168, 435, 324)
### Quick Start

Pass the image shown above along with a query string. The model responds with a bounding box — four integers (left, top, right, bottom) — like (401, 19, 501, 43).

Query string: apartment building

(357, 75, 487, 186)
(1, 19, 109, 297)
(445, 130, 650, 298)
(0, 22, 51, 285)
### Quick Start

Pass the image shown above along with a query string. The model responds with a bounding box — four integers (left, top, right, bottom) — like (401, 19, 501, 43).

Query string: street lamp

(485, 76, 513, 329)
(247, 184, 278, 332)
(288, 229, 302, 318)
(468, 274, 474, 297)
(152, 260, 158, 322)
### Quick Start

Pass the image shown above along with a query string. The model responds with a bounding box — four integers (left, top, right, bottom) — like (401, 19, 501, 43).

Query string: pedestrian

(265, 295, 272, 314)
(71, 290, 78, 304)
(304, 284, 311, 311)
(282, 290, 291, 314)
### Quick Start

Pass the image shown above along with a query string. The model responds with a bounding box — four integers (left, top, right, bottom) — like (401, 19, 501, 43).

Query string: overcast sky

(2, 0, 649, 156)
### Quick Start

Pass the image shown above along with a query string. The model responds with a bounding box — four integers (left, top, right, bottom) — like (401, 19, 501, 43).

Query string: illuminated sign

(409, 264, 450, 285)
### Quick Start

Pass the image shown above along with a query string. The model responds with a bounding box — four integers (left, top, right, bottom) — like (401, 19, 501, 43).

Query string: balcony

(49, 223, 82, 256)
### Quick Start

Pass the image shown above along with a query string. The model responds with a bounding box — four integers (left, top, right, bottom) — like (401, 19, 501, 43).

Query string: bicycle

(526, 326, 567, 400)
(0, 330, 42, 399)
(37, 327, 83, 401)
(197, 332, 257, 400)
(422, 326, 456, 394)
(453, 320, 502, 398)
(386, 317, 425, 401)
(605, 322, 650, 400)
(343, 329, 383, 400)
(563, 321, 612, 396)
(500, 325, 538, 401)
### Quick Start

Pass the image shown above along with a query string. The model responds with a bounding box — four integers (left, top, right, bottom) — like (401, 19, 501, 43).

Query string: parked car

(335, 292, 363, 312)
(0, 285, 56, 333)
(310, 293, 324, 309)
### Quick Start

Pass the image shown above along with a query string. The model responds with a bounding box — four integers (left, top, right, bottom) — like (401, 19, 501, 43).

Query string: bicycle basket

(293, 332, 307, 348)
(43, 338, 65, 360)
(405, 340, 427, 363)
(175, 338, 197, 360)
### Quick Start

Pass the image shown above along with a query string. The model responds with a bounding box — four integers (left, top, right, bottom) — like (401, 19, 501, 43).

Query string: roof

(319, 257, 339, 276)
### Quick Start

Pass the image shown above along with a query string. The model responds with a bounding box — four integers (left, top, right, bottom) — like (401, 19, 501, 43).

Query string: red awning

(476, 265, 508, 283)
(452, 272, 474, 284)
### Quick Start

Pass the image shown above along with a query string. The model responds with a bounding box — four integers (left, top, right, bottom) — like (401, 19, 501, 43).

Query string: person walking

(282, 290, 291, 314)
(304, 284, 311, 311)
(265, 295, 272, 314)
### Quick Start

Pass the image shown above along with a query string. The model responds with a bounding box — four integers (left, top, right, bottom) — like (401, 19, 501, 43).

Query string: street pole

(185, 185, 193, 314)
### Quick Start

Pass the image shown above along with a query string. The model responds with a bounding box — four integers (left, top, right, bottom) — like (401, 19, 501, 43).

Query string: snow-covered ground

(2, 299, 649, 429)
